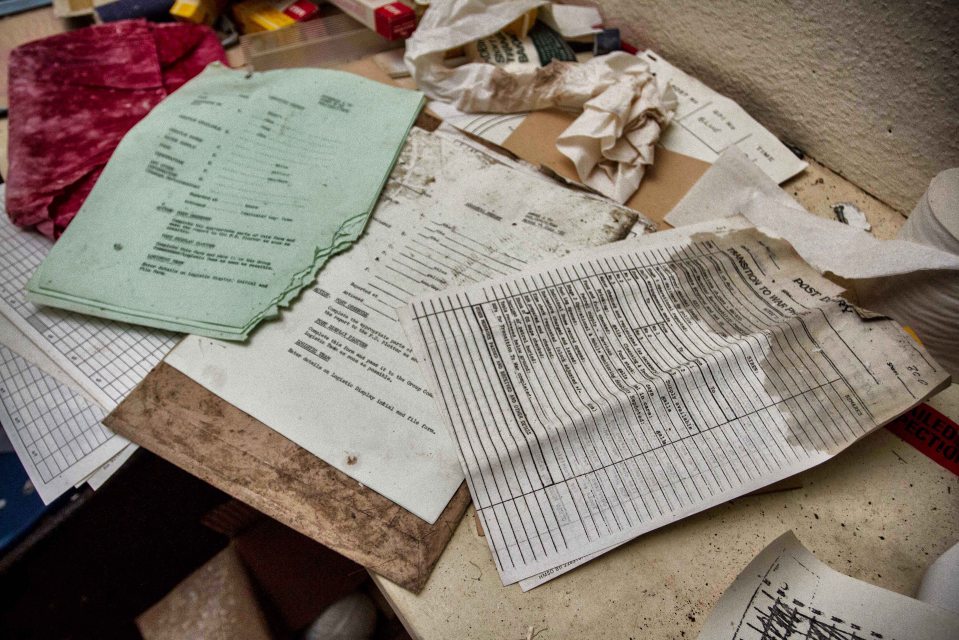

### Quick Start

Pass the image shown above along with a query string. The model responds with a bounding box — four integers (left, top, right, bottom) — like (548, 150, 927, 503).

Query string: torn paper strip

(405, 0, 676, 203)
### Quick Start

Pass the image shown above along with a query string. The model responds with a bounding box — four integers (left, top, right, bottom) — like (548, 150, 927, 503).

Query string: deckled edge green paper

(26, 69, 423, 342)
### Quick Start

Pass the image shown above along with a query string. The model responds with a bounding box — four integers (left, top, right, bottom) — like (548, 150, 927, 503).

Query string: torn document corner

(406, 1, 676, 203)
(399, 216, 948, 585)
(26, 63, 424, 341)
(167, 128, 640, 524)
(698, 531, 958, 640)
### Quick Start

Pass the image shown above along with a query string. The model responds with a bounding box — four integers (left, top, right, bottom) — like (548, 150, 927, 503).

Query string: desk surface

(372, 162, 959, 639)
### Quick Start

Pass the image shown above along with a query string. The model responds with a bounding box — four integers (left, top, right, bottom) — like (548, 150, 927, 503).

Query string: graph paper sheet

(0, 344, 126, 503)
(400, 217, 947, 585)
(0, 192, 178, 411)
(698, 531, 957, 640)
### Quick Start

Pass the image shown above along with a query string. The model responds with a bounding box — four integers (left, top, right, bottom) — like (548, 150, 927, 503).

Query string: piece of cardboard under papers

(104, 363, 470, 593)
(502, 108, 710, 226)
(100, 59, 461, 595)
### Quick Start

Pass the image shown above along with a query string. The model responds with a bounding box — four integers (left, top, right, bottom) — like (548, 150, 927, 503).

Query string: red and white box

(327, 0, 416, 40)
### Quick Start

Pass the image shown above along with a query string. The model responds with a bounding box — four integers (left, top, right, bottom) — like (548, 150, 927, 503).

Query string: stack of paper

(166, 128, 642, 523)
(0, 192, 179, 501)
(400, 216, 947, 587)
(0, 344, 119, 503)
(27, 63, 424, 341)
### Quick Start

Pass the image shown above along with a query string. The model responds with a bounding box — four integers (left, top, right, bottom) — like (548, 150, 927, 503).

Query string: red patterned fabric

(6, 20, 226, 239)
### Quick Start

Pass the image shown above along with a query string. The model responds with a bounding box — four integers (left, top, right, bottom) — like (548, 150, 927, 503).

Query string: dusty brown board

(104, 363, 470, 593)
(502, 108, 711, 228)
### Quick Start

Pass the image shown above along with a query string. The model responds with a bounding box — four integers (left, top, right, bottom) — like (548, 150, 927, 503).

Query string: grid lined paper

(0, 205, 178, 410)
(0, 344, 124, 503)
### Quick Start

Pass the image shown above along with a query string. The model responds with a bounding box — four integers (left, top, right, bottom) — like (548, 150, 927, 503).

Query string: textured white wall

(590, 0, 959, 213)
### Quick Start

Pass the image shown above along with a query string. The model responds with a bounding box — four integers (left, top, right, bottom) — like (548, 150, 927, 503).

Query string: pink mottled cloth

(6, 20, 226, 239)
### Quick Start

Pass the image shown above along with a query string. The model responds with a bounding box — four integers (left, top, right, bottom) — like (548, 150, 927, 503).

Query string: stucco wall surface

(591, 0, 959, 213)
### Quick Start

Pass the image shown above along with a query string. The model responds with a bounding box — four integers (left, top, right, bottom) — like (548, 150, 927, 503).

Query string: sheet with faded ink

(698, 531, 958, 640)
(166, 128, 639, 523)
(399, 216, 948, 585)
(27, 63, 424, 341)
(427, 100, 528, 147)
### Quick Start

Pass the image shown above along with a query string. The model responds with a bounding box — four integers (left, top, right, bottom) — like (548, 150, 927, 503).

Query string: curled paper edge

(405, 0, 676, 203)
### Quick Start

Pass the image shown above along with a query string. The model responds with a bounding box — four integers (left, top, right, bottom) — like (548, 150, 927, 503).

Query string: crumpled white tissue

(405, 0, 676, 203)
(666, 147, 959, 377)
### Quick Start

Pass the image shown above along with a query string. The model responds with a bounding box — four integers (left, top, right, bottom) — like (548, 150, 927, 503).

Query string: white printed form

(167, 129, 639, 523)
(400, 217, 947, 584)
(641, 50, 807, 184)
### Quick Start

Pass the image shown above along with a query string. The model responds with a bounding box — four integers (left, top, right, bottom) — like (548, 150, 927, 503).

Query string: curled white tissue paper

(405, 0, 676, 203)
(666, 147, 959, 377)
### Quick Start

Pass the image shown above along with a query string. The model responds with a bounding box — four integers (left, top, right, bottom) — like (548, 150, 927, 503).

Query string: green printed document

(27, 63, 423, 340)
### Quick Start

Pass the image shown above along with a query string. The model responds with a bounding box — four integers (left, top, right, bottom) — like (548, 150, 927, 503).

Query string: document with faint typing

(399, 217, 948, 584)
(167, 129, 639, 523)
(26, 64, 423, 340)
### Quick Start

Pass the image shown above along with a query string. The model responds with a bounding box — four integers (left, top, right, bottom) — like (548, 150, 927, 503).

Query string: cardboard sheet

(502, 108, 711, 226)
(104, 363, 471, 593)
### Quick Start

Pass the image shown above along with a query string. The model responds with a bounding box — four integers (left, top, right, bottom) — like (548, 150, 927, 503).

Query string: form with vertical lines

(0, 344, 124, 503)
(401, 218, 946, 585)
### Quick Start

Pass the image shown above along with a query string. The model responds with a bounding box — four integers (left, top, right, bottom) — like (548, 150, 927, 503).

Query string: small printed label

(886, 403, 959, 475)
